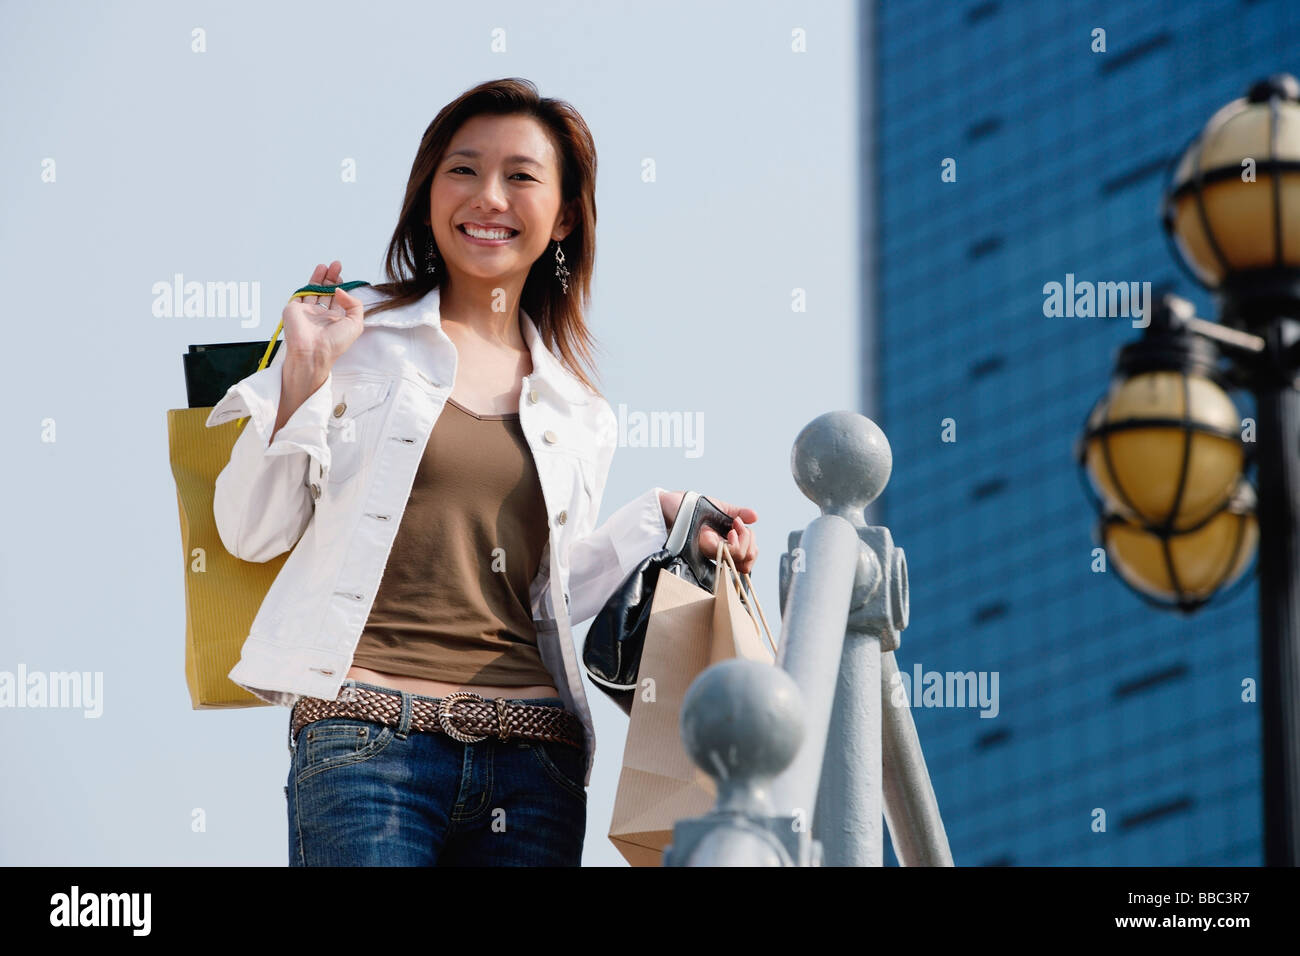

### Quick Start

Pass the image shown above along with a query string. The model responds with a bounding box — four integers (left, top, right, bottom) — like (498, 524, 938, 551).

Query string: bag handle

(233, 280, 371, 435)
(232, 319, 284, 437)
(715, 539, 779, 658)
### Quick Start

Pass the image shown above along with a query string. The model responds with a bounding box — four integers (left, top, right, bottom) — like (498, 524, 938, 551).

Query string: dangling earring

(553, 239, 570, 294)
(425, 232, 440, 278)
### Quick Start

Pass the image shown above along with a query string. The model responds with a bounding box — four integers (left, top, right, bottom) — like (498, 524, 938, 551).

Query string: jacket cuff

(205, 364, 334, 471)
(608, 485, 670, 576)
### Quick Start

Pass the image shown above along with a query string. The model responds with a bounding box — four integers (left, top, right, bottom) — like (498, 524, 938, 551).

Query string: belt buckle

(438, 691, 491, 743)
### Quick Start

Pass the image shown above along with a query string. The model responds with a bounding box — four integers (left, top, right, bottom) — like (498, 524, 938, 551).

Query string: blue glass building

(869, 0, 1298, 864)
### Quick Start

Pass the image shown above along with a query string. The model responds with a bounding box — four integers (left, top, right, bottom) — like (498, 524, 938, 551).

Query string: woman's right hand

(282, 260, 366, 373)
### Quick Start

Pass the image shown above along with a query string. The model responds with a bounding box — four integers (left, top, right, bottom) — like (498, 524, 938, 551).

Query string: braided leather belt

(290, 685, 584, 750)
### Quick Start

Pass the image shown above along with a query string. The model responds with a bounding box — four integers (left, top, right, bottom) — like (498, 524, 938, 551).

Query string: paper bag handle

(232, 317, 285, 436)
(715, 539, 779, 658)
(233, 280, 371, 435)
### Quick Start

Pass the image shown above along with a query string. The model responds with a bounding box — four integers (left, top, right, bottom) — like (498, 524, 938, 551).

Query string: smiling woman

(208, 76, 758, 869)
(359, 84, 602, 400)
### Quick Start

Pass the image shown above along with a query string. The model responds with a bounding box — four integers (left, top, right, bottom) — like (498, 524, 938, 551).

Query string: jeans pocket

(528, 740, 587, 801)
(294, 718, 394, 783)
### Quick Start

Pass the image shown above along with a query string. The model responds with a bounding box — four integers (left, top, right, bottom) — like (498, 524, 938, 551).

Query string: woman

(212, 77, 758, 866)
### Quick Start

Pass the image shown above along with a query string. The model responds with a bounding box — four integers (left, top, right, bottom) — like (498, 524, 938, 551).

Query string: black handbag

(582, 492, 740, 715)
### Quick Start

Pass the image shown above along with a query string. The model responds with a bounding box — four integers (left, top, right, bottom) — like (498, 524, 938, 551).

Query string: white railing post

(665, 411, 951, 866)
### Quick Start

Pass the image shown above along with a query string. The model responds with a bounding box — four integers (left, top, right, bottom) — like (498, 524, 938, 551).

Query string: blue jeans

(285, 680, 587, 866)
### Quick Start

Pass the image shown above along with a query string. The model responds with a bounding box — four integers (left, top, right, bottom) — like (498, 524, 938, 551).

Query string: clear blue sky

(0, 0, 859, 865)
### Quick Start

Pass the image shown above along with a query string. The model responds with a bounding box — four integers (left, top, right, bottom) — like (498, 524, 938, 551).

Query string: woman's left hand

(659, 491, 758, 575)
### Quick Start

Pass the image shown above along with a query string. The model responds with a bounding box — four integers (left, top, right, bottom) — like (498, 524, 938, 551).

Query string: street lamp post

(1249, 307, 1300, 869)
(1080, 73, 1300, 866)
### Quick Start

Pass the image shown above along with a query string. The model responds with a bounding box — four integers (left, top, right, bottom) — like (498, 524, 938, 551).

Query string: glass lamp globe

(1100, 481, 1258, 611)
(1083, 369, 1244, 532)
(1164, 74, 1300, 288)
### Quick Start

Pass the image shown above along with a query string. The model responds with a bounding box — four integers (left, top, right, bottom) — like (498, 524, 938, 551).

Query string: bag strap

(715, 539, 779, 658)
(233, 280, 371, 435)
(232, 319, 284, 437)
(289, 280, 372, 299)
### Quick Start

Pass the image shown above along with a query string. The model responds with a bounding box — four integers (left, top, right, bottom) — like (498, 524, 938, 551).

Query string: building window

(968, 235, 1004, 260)
(1098, 32, 1172, 75)
(1101, 155, 1172, 196)
(971, 478, 1007, 501)
(1119, 796, 1194, 831)
(975, 727, 1012, 749)
(965, 116, 1003, 142)
(973, 600, 1009, 624)
(969, 355, 1006, 379)
(1113, 662, 1189, 699)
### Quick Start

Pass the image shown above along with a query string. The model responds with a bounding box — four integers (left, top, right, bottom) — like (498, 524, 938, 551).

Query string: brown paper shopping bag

(609, 541, 778, 866)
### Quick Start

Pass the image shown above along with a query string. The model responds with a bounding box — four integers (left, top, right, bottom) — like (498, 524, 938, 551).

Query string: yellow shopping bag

(167, 324, 285, 708)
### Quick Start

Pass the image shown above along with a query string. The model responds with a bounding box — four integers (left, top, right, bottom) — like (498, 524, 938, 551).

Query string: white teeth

(462, 225, 516, 240)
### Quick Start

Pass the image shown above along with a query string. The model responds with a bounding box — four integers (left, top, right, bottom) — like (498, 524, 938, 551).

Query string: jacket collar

(362, 284, 591, 406)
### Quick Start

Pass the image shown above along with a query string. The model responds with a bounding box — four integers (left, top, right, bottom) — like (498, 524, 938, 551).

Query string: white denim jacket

(205, 283, 668, 786)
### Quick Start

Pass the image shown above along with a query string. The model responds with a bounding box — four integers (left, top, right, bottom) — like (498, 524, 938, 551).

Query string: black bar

(1252, 372, 1300, 866)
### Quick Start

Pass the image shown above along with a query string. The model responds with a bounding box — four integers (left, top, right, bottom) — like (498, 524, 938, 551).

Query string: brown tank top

(349, 396, 554, 685)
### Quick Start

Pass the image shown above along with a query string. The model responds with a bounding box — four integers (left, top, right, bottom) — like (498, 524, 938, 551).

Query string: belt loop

(396, 690, 412, 740)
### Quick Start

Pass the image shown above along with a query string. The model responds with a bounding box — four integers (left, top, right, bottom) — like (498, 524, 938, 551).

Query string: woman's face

(428, 112, 572, 289)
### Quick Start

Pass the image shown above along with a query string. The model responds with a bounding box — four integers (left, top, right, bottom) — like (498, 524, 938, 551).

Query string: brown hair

(363, 77, 604, 398)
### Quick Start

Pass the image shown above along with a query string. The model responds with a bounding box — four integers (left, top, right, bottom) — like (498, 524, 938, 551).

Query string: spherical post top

(791, 411, 893, 522)
(679, 659, 803, 810)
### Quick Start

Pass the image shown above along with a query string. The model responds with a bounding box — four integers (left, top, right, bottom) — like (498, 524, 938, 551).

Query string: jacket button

(528, 389, 539, 404)
(557, 509, 567, 525)
(310, 482, 321, 499)
(543, 429, 558, 444)
(333, 402, 347, 418)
